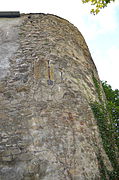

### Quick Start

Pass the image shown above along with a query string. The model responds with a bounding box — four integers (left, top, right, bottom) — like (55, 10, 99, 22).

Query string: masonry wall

(0, 14, 112, 180)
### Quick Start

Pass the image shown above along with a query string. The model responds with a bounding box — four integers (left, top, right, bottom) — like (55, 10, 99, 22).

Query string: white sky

(1, 0, 119, 89)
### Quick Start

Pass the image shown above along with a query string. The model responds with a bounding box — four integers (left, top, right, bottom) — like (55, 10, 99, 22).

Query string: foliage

(92, 74, 102, 101)
(91, 102, 119, 179)
(82, 0, 115, 14)
(90, 81, 119, 179)
(102, 81, 119, 147)
(102, 81, 119, 106)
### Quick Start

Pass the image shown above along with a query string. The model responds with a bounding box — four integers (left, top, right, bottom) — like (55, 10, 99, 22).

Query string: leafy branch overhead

(82, 0, 115, 14)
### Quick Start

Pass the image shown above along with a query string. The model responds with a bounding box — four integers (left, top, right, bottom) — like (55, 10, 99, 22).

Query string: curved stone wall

(0, 14, 112, 180)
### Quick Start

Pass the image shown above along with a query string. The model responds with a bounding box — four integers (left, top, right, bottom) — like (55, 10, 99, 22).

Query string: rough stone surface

(0, 14, 112, 180)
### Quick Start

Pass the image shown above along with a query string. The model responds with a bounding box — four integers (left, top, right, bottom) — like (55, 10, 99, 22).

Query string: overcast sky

(1, 0, 119, 89)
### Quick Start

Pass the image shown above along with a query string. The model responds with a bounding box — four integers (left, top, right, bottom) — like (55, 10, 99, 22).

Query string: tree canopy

(82, 0, 115, 14)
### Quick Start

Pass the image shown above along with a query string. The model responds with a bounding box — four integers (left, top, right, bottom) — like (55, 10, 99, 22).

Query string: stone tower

(0, 13, 113, 180)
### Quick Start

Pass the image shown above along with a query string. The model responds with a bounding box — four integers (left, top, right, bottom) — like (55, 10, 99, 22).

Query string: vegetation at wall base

(90, 81, 119, 179)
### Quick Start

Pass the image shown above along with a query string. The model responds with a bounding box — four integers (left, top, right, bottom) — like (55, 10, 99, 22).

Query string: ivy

(90, 79, 119, 179)
(92, 74, 102, 101)
(91, 102, 119, 179)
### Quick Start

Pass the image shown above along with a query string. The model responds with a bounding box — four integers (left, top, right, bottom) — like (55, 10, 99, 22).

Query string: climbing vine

(90, 81, 119, 179)
(92, 74, 102, 101)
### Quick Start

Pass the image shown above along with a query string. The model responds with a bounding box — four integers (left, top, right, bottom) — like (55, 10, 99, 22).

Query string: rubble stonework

(0, 14, 112, 180)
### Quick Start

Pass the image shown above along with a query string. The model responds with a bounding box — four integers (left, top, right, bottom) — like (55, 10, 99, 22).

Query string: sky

(1, 0, 119, 89)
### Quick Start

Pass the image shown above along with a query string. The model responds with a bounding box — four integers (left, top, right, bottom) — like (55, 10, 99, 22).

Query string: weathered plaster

(0, 18, 21, 79)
